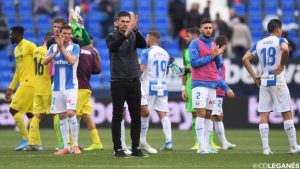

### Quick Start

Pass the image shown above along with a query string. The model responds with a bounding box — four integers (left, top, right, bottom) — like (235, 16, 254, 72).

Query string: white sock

(214, 121, 229, 146)
(140, 116, 149, 144)
(60, 118, 70, 149)
(259, 123, 270, 150)
(76, 116, 81, 135)
(121, 119, 126, 146)
(284, 120, 298, 149)
(204, 119, 213, 148)
(161, 116, 172, 142)
(196, 117, 205, 150)
(69, 116, 79, 146)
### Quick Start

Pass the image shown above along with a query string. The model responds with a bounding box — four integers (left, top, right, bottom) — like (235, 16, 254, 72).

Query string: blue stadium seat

(102, 59, 110, 71)
(249, 0, 261, 8)
(3, 5, 15, 16)
(20, 16, 34, 28)
(264, 0, 278, 15)
(7, 17, 18, 27)
(281, 0, 295, 8)
(154, 0, 168, 7)
(154, 6, 168, 16)
(264, 8, 278, 15)
(90, 75, 101, 89)
(120, 0, 135, 11)
(233, 3, 246, 16)
(281, 7, 295, 17)
(282, 17, 296, 24)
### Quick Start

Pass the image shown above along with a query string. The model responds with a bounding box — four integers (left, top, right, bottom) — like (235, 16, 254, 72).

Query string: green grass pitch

(0, 129, 299, 169)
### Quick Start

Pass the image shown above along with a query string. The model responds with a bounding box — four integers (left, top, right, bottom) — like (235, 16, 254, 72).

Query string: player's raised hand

(55, 36, 63, 48)
(211, 45, 225, 59)
(5, 89, 13, 102)
(226, 89, 235, 98)
(273, 64, 284, 75)
(182, 90, 187, 101)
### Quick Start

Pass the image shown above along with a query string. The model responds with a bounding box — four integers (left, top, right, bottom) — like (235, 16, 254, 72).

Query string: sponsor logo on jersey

(54, 60, 69, 65)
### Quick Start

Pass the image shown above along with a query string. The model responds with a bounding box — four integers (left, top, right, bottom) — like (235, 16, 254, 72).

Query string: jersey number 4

(261, 47, 276, 67)
(34, 57, 44, 76)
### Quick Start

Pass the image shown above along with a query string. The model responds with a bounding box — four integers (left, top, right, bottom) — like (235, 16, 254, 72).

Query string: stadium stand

(0, 0, 299, 90)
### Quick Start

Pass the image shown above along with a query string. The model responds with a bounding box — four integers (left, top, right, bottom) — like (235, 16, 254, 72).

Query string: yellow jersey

(9, 39, 37, 90)
(33, 46, 52, 95)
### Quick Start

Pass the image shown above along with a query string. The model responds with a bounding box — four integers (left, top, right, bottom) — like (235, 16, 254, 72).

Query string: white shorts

(50, 89, 78, 114)
(141, 87, 148, 106)
(258, 84, 291, 113)
(212, 97, 223, 116)
(148, 95, 169, 112)
(192, 86, 217, 110)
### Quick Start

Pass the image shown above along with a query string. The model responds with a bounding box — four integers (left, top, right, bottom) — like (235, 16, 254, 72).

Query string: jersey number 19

(153, 60, 167, 78)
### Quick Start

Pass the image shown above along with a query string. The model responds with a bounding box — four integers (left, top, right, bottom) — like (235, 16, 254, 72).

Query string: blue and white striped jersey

(47, 43, 80, 91)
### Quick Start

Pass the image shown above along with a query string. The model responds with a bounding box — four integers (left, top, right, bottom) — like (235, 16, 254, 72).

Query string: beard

(203, 34, 211, 39)
(10, 39, 16, 44)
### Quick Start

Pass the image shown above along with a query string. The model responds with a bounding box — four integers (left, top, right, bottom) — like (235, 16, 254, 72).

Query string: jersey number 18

(261, 47, 276, 67)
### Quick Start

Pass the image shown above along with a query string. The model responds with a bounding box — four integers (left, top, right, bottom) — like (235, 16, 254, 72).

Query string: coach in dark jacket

(106, 11, 147, 158)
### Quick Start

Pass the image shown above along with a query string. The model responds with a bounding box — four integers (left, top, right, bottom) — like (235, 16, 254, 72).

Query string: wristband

(182, 85, 186, 91)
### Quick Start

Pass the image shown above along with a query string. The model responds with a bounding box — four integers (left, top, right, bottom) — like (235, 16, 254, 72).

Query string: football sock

(69, 116, 79, 146)
(192, 117, 198, 144)
(161, 116, 172, 142)
(196, 117, 205, 149)
(60, 118, 70, 149)
(284, 120, 297, 149)
(28, 117, 40, 145)
(214, 121, 229, 145)
(89, 129, 101, 144)
(204, 119, 213, 148)
(13, 112, 29, 140)
(140, 116, 149, 144)
(259, 123, 269, 150)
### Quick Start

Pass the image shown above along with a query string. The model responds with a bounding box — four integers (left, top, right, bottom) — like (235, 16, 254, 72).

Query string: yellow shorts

(33, 94, 51, 114)
(10, 85, 34, 114)
(76, 89, 92, 116)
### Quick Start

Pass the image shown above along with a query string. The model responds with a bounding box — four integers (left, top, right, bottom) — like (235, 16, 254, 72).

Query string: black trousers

(110, 79, 141, 152)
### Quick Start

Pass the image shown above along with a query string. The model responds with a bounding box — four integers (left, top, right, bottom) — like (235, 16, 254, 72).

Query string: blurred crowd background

(0, 0, 299, 91)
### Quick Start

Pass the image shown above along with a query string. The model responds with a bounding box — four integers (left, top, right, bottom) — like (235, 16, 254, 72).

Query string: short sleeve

(71, 44, 80, 57)
(279, 37, 288, 45)
(249, 42, 257, 55)
(47, 44, 54, 56)
(140, 48, 149, 65)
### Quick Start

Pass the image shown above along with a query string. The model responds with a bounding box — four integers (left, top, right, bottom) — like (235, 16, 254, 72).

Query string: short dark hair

(214, 35, 227, 47)
(267, 19, 282, 33)
(60, 25, 72, 32)
(186, 27, 199, 35)
(53, 18, 66, 25)
(44, 32, 53, 42)
(117, 11, 131, 19)
(11, 26, 25, 35)
(148, 31, 160, 40)
(200, 18, 212, 26)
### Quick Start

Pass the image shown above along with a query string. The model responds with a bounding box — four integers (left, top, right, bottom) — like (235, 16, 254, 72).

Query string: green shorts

(185, 75, 195, 113)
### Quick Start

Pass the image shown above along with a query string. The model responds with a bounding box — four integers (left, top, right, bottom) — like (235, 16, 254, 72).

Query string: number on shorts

(196, 92, 200, 99)
(218, 99, 222, 107)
